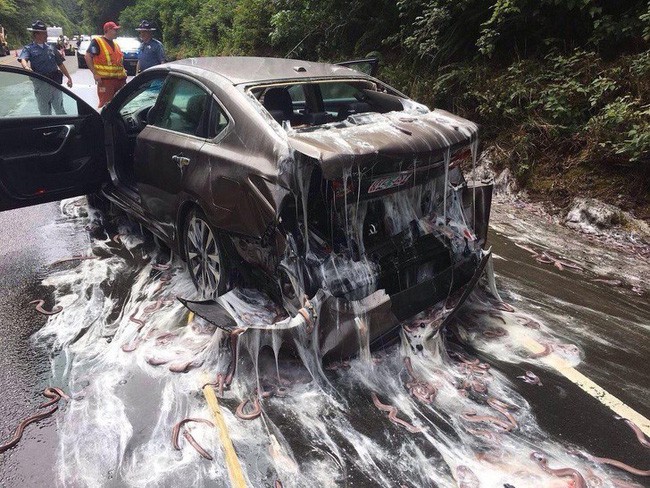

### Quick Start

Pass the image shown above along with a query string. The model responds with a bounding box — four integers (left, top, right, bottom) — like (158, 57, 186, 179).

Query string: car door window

(208, 99, 229, 139)
(0, 70, 79, 117)
(149, 77, 209, 137)
(319, 82, 362, 105)
(287, 85, 305, 103)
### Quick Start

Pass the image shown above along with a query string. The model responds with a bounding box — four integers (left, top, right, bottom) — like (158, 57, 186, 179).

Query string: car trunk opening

(274, 113, 492, 358)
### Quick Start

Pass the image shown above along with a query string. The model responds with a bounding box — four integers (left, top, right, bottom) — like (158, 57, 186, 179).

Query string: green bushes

(1, 0, 85, 46)
(382, 48, 649, 174)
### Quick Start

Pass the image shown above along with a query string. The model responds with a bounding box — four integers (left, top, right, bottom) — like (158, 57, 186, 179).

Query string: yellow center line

(191, 311, 246, 487)
(518, 335, 650, 437)
(203, 383, 247, 488)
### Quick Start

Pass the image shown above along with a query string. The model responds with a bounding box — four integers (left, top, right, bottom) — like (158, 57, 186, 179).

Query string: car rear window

(251, 80, 406, 129)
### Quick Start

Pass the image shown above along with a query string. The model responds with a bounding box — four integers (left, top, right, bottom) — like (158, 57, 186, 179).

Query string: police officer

(18, 20, 73, 115)
(135, 20, 165, 73)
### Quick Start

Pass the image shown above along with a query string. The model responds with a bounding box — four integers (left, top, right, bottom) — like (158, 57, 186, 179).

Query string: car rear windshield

(250, 80, 408, 130)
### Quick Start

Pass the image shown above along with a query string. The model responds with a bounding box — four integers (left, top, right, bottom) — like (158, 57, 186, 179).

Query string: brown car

(0, 57, 493, 359)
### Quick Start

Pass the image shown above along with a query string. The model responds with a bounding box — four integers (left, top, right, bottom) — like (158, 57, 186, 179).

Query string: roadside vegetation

(1, 0, 648, 219)
(0, 0, 84, 44)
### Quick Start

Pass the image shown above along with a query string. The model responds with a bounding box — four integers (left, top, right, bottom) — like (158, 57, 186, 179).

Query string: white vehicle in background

(76, 39, 92, 69)
(46, 26, 63, 39)
(46, 26, 73, 55)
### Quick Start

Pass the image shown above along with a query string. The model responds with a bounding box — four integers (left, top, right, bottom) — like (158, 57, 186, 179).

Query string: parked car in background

(76, 39, 91, 68)
(116, 37, 140, 76)
(76, 37, 139, 76)
(0, 58, 493, 360)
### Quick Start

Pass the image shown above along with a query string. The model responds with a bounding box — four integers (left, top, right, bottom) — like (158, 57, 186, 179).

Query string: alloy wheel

(185, 213, 222, 298)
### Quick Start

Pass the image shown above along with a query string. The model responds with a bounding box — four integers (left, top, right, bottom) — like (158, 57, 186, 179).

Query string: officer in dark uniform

(135, 20, 165, 73)
(18, 20, 73, 115)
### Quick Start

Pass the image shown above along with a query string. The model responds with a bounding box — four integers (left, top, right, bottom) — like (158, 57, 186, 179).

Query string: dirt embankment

(505, 147, 650, 224)
(471, 151, 650, 256)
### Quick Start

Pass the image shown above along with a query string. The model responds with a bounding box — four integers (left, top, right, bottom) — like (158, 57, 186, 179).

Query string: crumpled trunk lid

(287, 109, 477, 181)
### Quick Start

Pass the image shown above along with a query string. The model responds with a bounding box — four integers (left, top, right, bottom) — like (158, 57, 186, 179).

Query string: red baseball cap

(103, 21, 120, 32)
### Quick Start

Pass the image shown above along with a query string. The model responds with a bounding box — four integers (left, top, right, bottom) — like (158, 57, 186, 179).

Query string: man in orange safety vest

(84, 21, 127, 108)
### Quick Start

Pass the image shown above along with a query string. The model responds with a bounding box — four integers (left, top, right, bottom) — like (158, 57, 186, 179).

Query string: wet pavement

(0, 202, 90, 486)
(0, 195, 647, 487)
(0, 59, 649, 487)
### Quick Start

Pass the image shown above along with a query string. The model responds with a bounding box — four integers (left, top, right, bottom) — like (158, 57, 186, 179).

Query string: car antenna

(284, 32, 311, 59)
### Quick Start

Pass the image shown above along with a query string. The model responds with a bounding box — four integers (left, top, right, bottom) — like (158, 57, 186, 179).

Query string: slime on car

(0, 57, 494, 362)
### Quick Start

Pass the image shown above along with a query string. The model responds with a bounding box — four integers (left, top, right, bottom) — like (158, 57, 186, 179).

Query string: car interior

(254, 80, 406, 129)
(111, 74, 228, 191)
(107, 76, 407, 192)
(112, 76, 166, 187)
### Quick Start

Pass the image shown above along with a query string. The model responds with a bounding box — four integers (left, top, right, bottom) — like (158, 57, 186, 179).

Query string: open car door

(336, 58, 379, 77)
(0, 66, 108, 211)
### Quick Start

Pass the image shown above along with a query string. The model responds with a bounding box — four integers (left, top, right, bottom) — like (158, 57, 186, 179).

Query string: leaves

(1, 0, 89, 46)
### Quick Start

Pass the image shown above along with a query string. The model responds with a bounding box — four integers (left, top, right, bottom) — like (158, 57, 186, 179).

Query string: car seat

(263, 87, 292, 123)
(262, 87, 308, 126)
(186, 93, 208, 136)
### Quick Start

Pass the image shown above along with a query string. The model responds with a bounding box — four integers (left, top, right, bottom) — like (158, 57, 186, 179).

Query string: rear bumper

(178, 251, 490, 363)
(318, 250, 490, 360)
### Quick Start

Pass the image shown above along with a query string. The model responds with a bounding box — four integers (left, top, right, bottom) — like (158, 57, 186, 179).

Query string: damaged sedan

(0, 57, 493, 360)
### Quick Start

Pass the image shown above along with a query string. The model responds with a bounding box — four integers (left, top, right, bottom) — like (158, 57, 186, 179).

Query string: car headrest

(338, 101, 372, 119)
(186, 94, 207, 129)
(263, 88, 293, 119)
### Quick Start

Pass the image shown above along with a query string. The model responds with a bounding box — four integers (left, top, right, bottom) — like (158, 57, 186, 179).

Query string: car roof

(170, 56, 369, 86)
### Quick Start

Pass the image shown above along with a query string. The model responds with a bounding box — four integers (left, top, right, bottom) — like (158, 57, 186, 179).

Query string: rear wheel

(86, 192, 110, 212)
(183, 208, 229, 298)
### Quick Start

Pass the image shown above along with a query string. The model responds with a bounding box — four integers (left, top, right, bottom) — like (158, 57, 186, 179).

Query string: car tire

(86, 192, 110, 212)
(183, 208, 230, 298)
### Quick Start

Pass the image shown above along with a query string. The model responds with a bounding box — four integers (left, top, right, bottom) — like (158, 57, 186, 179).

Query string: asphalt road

(0, 56, 111, 485)
(0, 54, 648, 487)
(1, 200, 647, 487)
(0, 202, 91, 485)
